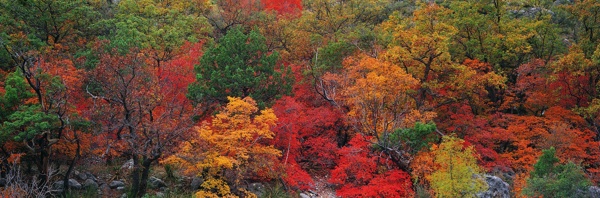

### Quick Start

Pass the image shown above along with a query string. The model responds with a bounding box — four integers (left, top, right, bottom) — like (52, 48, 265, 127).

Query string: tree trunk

(138, 158, 153, 197)
(61, 135, 81, 197)
(130, 156, 141, 198)
(36, 136, 50, 186)
(130, 156, 155, 198)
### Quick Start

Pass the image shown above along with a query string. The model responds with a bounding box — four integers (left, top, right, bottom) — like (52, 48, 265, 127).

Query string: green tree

(111, 0, 211, 67)
(523, 147, 592, 198)
(188, 27, 293, 109)
(429, 136, 488, 198)
(397, 122, 439, 155)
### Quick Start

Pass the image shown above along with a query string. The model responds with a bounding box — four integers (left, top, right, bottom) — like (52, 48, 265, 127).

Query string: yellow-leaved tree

(428, 136, 488, 198)
(163, 97, 281, 197)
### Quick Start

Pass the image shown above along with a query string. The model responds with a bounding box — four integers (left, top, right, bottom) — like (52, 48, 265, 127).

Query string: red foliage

(159, 41, 203, 103)
(262, 0, 302, 16)
(272, 95, 342, 189)
(329, 135, 414, 198)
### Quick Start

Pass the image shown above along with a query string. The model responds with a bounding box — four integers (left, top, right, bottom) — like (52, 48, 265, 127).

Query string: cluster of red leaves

(329, 135, 414, 198)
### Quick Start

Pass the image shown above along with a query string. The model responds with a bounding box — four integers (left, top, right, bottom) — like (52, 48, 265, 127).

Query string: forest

(1, 0, 600, 197)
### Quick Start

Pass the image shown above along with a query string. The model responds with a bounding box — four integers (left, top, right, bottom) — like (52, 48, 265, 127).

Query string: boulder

(149, 176, 167, 189)
(191, 177, 204, 191)
(109, 180, 126, 189)
(590, 186, 600, 198)
(98, 183, 110, 195)
(53, 179, 82, 191)
(477, 175, 510, 198)
(83, 178, 99, 189)
(85, 172, 97, 182)
(76, 172, 88, 181)
(299, 192, 312, 198)
(121, 159, 134, 170)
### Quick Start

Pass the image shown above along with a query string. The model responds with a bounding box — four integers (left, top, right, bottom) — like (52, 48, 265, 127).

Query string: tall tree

(85, 42, 196, 197)
(188, 27, 293, 110)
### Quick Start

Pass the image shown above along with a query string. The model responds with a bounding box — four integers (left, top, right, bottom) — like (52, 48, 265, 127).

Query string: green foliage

(0, 0, 97, 45)
(523, 147, 592, 198)
(398, 122, 439, 154)
(2, 105, 59, 142)
(0, 72, 35, 142)
(261, 183, 290, 198)
(164, 164, 175, 179)
(109, 0, 211, 56)
(375, 122, 439, 155)
(531, 147, 560, 178)
(188, 27, 293, 108)
(311, 41, 356, 76)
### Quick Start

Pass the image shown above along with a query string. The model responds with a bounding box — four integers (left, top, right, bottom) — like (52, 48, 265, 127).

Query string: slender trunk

(130, 156, 154, 198)
(61, 134, 81, 197)
(36, 136, 50, 186)
(130, 156, 141, 198)
(138, 158, 153, 197)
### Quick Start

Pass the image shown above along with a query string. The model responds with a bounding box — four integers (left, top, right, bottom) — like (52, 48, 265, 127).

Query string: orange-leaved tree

(164, 97, 280, 197)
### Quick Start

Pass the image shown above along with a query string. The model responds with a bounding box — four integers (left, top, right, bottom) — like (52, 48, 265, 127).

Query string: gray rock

(117, 186, 126, 191)
(121, 159, 134, 170)
(554, 0, 574, 6)
(156, 192, 165, 197)
(590, 186, 600, 198)
(149, 176, 167, 189)
(52, 181, 65, 190)
(84, 178, 99, 189)
(68, 179, 83, 190)
(191, 177, 204, 190)
(477, 175, 510, 198)
(247, 183, 265, 197)
(53, 179, 82, 191)
(120, 193, 127, 198)
(109, 180, 126, 189)
(76, 172, 88, 181)
(98, 184, 109, 195)
(299, 193, 311, 198)
(86, 172, 97, 182)
(160, 187, 169, 192)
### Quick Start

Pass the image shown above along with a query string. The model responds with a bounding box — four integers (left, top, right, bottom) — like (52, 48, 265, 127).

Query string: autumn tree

(329, 135, 414, 198)
(164, 97, 280, 197)
(188, 27, 293, 110)
(293, 0, 398, 102)
(271, 95, 344, 190)
(428, 136, 487, 198)
(332, 54, 438, 170)
(202, 0, 264, 38)
(262, 0, 302, 16)
(381, 3, 505, 112)
(85, 42, 196, 197)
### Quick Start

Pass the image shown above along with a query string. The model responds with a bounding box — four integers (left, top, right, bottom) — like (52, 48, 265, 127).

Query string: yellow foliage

(428, 136, 488, 198)
(164, 96, 280, 196)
